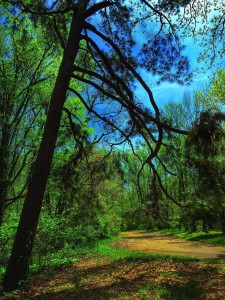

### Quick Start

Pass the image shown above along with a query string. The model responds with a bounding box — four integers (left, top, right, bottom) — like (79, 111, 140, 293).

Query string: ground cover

(1, 236, 225, 299)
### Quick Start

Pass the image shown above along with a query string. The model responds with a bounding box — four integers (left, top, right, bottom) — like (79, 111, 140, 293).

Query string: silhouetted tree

(3, 0, 194, 290)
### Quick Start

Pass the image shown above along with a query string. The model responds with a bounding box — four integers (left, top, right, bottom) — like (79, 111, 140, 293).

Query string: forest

(1, 0, 225, 299)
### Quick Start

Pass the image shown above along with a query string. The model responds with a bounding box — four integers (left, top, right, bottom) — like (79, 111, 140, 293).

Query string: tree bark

(0, 129, 10, 226)
(0, 93, 11, 226)
(3, 0, 90, 291)
(220, 211, 225, 234)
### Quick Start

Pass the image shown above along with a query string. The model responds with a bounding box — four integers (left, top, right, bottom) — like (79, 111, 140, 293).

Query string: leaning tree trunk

(0, 92, 11, 226)
(0, 126, 10, 226)
(3, 1, 89, 291)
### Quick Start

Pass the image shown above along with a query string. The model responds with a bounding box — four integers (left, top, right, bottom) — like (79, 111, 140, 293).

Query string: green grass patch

(87, 237, 199, 263)
(138, 283, 167, 299)
(157, 229, 225, 246)
(138, 282, 205, 300)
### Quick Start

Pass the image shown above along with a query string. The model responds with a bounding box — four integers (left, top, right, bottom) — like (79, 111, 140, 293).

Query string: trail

(110, 231, 225, 260)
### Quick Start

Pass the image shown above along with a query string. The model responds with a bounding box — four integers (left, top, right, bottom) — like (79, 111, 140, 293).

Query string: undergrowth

(1, 237, 223, 300)
(0, 235, 199, 285)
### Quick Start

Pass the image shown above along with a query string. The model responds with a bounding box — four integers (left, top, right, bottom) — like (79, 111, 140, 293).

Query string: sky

(134, 36, 212, 109)
(87, 0, 222, 112)
(130, 2, 222, 110)
(156, 39, 213, 107)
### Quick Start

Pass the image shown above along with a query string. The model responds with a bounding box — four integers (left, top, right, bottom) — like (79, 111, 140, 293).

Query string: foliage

(2, 0, 225, 292)
(0, 6, 61, 225)
(0, 219, 18, 266)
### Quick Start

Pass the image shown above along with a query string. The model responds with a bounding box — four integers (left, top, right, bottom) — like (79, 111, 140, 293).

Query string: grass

(138, 282, 206, 300)
(139, 284, 167, 299)
(78, 237, 199, 263)
(157, 229, 225, 246)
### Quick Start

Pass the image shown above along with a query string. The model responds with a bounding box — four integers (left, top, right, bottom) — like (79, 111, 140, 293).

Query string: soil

(110, 231, 225, 260)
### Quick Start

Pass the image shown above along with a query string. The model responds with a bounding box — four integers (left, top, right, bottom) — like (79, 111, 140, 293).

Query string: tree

(183, 69, 225, 232)
(3, 0, 193, 290)
(0, 7, 60, 225)
(2, 1, 90, 290)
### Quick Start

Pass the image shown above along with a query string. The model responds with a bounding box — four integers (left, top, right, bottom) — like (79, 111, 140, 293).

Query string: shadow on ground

(4, 256, 224, 300)
(120, 233, 173, 240)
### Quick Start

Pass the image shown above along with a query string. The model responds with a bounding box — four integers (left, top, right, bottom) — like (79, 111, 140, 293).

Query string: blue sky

(88, 1, 221, 111)
(130, 3, 223, 110)
(134, 35, 213, 109)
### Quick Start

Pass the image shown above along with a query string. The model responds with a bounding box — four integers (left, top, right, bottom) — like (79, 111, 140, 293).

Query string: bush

(0, 218, 18, 267)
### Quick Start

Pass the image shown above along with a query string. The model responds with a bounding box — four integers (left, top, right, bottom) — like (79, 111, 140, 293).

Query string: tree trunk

(219, 211, 225, 234)
(3, 1, 89, 291)
(0, 93, 11, 226)
(0, 132, 9, 226)
(202, 218, 208, 233)
(190, 220, 197, 233)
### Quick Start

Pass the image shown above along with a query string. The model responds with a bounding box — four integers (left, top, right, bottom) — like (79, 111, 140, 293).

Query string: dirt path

(111, 231, 225, 260)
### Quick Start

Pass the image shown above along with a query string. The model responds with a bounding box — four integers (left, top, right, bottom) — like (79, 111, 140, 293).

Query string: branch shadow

(15, 257, 224, 300)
